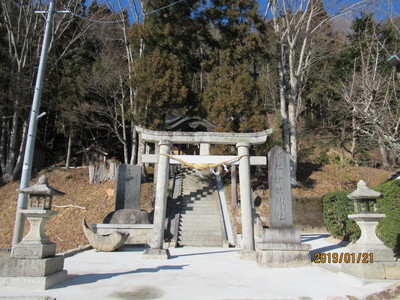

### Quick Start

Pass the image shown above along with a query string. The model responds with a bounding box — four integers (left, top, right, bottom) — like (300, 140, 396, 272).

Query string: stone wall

(292, 196, 326, 232)
(259, 196, 326, 233)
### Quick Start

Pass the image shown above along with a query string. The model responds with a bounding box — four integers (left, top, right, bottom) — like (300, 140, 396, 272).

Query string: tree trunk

(66, 134, 72, 169)
(130, 125, 137, 165)
(11, 118, 28, 181)
(278, 43, 290, 154)
(288, 100, 298, 186)
(379, 137, 390, 169)
(0, 119, 6, 174)
(350, 114, 357, 163)
(288, 49, 298, 186)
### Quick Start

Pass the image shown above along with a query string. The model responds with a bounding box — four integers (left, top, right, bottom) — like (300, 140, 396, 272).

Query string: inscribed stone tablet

(115, 165, 141, 210)
(268, 146, 293, 228)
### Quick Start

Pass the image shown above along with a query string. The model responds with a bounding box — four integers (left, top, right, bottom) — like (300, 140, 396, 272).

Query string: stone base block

(385, 262, 400, 279)
(342, 261, 400, 280)
(262, 228, 301, 244)
(142, 248, 170, 259)
(256, 243, 311, 267)
(348, 244, 395, 262)
(0, 270, 67, 290)
(12, 242, 56, 259)
(0, 255, 64, 277)
(237, 250, 256, 260)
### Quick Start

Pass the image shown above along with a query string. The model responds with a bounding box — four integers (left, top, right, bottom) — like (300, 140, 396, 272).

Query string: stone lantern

(348, 180, 381, 213)
(0, 175, 67, 290)
(11, 175, 64, 259)
(21, 175, 64, 210)
(341, 180, 399, 280)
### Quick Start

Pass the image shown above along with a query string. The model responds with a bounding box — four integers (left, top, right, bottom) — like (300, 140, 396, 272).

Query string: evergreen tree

(131, 0, 206, 122)
(132, 48, 188, 129)
(203, 0, 267, 134)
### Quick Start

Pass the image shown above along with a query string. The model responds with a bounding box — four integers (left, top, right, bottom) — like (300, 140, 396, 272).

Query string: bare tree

(341, 29, 400, 161)
(0, 0, 98, 182)
(263, 0, 370, 185)
(80, 46, 132, 163)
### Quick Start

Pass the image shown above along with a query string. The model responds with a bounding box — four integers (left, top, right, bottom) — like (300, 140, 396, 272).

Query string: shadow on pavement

(51, 265, 188, 288)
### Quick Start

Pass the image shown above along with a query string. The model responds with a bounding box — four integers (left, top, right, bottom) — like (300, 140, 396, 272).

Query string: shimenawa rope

(159, 153, 248, 172)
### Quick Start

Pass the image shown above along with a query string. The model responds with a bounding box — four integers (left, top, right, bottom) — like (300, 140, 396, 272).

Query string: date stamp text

(314, 252, 373, 263)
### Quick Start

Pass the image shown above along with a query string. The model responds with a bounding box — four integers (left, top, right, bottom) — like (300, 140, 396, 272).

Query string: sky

(86, 0, 399, 22)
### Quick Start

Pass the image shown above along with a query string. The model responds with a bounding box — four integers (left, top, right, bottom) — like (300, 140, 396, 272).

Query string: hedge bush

(375, 180, 400, 254)
(322, 191, 360, 241)
(322, 180, 400, 254)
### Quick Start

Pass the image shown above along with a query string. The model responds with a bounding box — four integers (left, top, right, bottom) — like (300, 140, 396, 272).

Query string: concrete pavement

(0, 234, 398, 300)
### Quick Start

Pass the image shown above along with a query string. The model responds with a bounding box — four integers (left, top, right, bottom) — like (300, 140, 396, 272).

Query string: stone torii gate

(136, 126, 272, 259)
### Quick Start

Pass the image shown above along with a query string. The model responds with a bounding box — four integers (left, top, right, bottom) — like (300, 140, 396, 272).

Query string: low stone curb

(59, 244, 92, 258)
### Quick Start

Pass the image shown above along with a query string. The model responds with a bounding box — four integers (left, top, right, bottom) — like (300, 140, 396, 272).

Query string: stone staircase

(177, 170, 225, 247)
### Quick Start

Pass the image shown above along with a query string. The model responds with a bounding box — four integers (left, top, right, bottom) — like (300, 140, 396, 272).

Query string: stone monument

(341, 180, 399, 279)
(115, 164, 141, 210)
(256, 146, 310, 267)
(0, 176, 67, 290)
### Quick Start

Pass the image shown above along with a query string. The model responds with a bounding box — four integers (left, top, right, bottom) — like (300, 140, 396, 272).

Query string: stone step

(178, 239, 223, 247)
(182, 202, 218, 207)
(181, 210, 218, 214)
(180, 211, 219, 217)
(181, 202, 218, 207)
(180, 217, 219, 222)
(180, 214, 219, 220)
(179, 224, 221, 231)
(182, 200, 218, 205)
(181, 206, 218, 212)
(179, 228, 221, 235)
(182, 198, 217, 204)
(181, 205, 217, 210)
(178, 230, 222, 237)
(181, 207, 218, 211)
(178, 235, 223, 242)
(180, 219, 220, 225)
(177, 170, 224, 248)
(182, 189, 217, 193)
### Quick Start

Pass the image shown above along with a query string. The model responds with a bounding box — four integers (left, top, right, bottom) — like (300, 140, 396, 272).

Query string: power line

(71, 12, 129, 24)
(144, 0, 186, 16)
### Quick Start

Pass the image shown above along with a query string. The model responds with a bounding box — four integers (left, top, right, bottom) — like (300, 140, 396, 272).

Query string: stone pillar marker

(143, 140, 172, 259)
(236, 142, 255, 259)
(268, 146, 292, 229)
(256, 146, 310, 267)
(341, 180, 399, 279)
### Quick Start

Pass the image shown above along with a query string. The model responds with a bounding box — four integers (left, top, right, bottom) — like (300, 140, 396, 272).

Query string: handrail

(215, 174, 235, 246)
(166, 170, 182, 247)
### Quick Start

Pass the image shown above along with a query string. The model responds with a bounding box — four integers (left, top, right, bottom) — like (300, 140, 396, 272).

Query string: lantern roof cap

(347, 180, 381, 200)
(18, 175, 65, 196)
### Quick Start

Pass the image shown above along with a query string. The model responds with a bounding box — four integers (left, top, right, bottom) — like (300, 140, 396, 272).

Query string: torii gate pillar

(142, 141, 172, 259)
(236, 142, 256, 259)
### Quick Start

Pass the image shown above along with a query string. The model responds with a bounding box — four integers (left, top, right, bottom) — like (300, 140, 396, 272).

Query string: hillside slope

(0, 165, 393, 252)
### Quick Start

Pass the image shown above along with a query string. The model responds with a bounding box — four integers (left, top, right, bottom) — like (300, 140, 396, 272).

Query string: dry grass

(0, 168, 153, 253)
(0, 163, 393, 252)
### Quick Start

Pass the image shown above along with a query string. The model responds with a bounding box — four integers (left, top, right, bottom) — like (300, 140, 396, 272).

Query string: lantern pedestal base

(341, 261, 400, 280)
(341, 213, 398, 279)
(0, 270, 67, 290)
(11, 242, 56, 259)
(0, 255, 67, 290)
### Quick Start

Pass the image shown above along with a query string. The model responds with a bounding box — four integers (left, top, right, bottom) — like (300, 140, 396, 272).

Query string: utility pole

(12, 1, 69, 246)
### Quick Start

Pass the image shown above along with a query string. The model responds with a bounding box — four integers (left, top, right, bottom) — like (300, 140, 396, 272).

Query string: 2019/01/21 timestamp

(314, 252, 373, 263)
